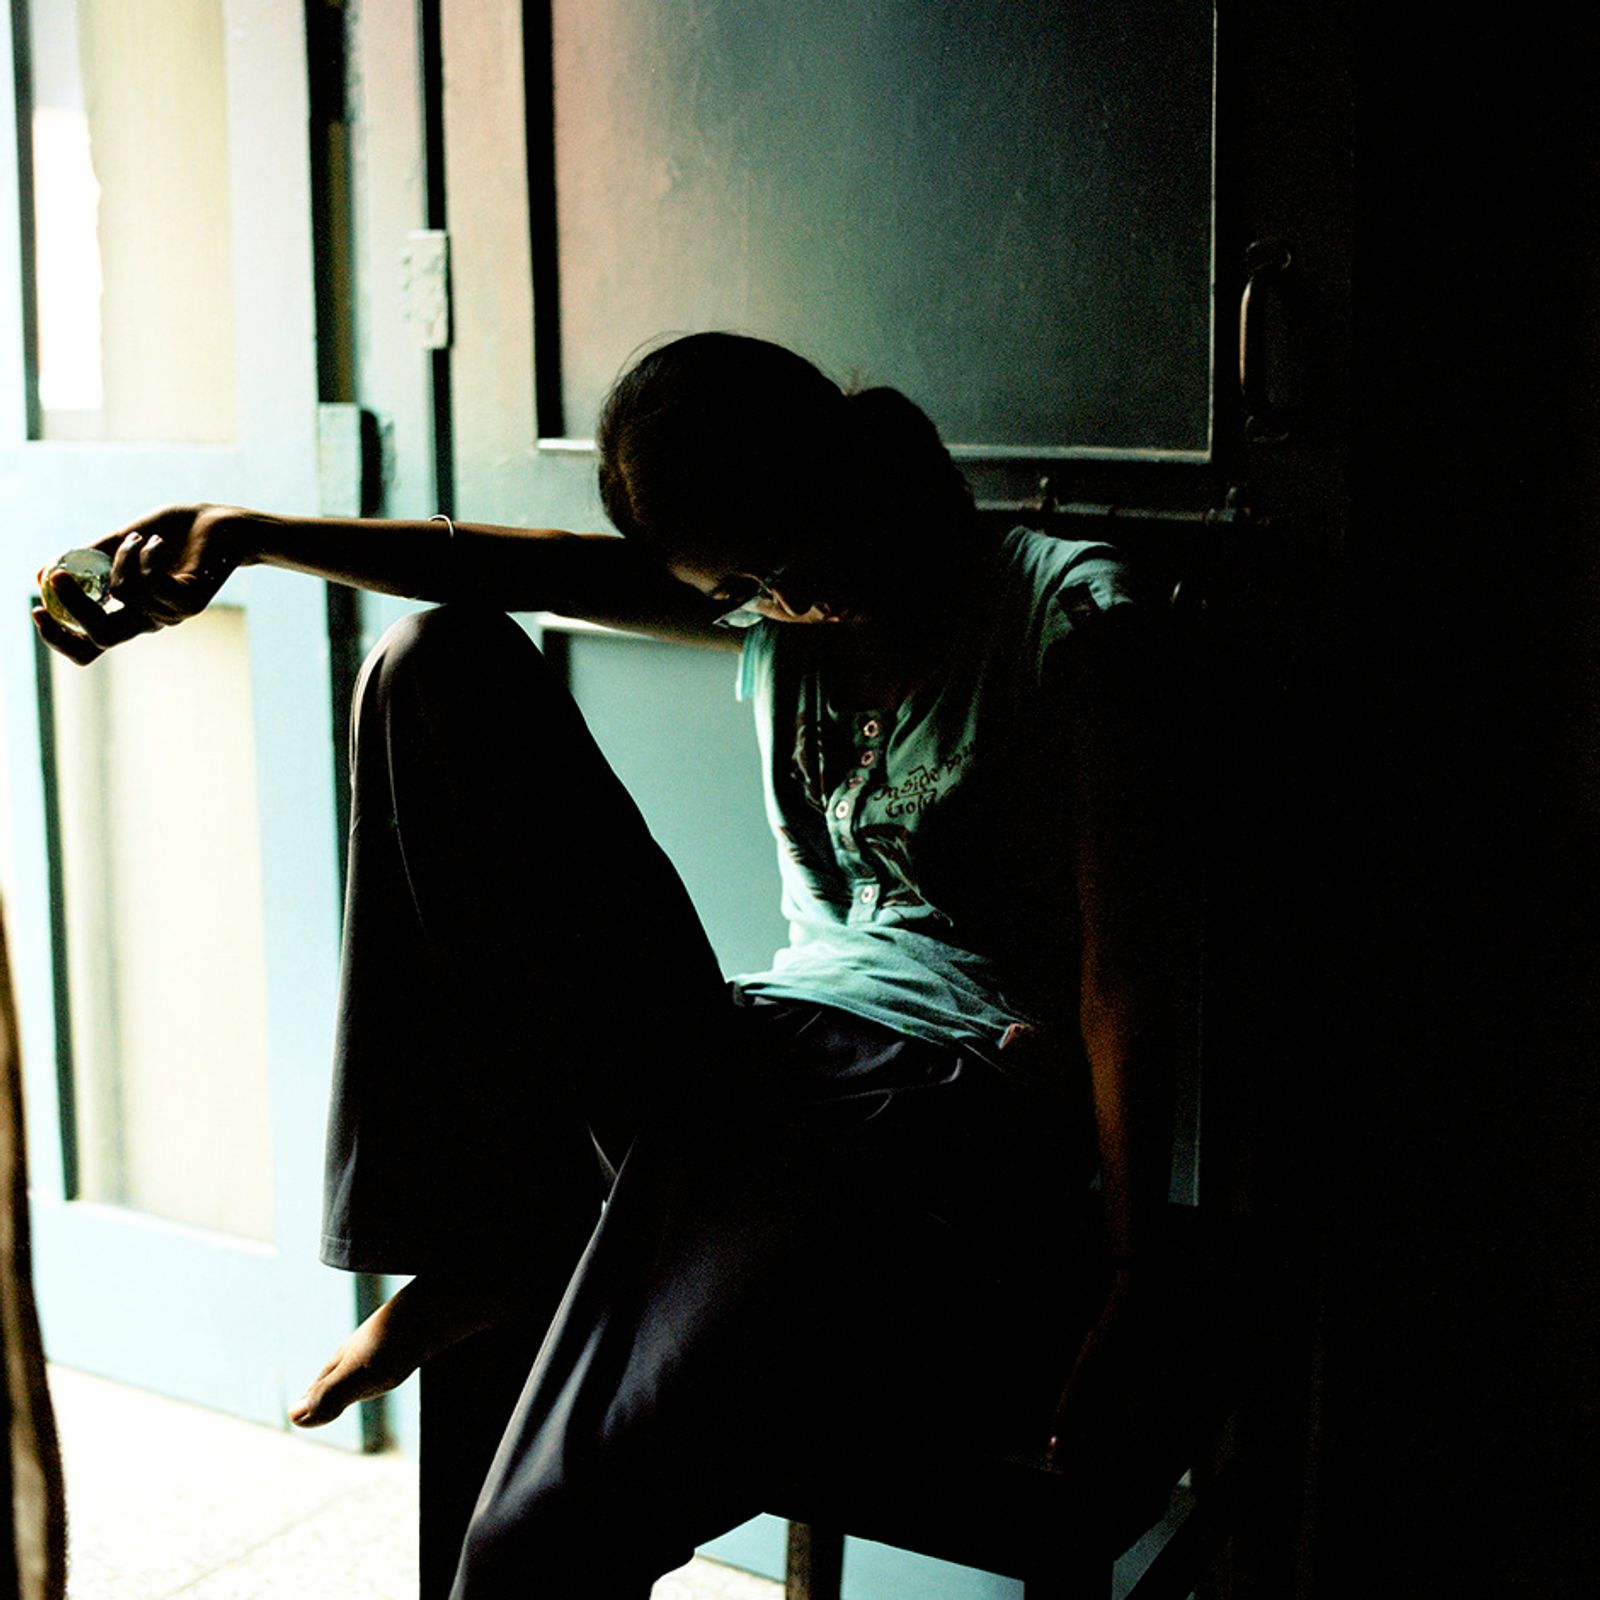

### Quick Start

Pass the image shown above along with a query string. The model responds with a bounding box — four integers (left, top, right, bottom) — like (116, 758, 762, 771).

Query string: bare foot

(290, 1273, 526, 1428)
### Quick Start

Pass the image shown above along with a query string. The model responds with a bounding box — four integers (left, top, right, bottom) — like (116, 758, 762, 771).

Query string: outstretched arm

(33, 503, 735, 665)
(1045, 608, 1186, 1463)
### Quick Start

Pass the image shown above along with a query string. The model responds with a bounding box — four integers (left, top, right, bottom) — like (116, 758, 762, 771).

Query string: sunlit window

(26, 0, 235, 442)
(48, 610, 275, 1242)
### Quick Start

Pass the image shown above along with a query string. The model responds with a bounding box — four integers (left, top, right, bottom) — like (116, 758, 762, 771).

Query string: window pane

(551, 0, 1213, 453)
(27, 0, 235, 442)
(50, 608, 274, 1242)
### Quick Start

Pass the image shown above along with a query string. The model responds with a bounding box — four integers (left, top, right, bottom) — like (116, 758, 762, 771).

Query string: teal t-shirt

(735, 527, 1139, 1095)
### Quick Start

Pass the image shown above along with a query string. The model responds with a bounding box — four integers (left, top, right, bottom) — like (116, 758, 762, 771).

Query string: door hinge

(400, 228, 451, 351)
(317, 403, 382, 517)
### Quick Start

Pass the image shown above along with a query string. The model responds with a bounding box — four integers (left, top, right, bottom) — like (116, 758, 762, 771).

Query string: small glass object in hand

(40, 547, 114, 636)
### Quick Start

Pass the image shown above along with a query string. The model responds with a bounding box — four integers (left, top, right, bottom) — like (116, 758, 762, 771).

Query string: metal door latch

(400, 229, 451, 350)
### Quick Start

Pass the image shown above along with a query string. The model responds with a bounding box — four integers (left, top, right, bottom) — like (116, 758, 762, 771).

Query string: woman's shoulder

(979, 528, 1148, 692)
(996, 526, 1137, 602)
(989, 528, 1143, 634)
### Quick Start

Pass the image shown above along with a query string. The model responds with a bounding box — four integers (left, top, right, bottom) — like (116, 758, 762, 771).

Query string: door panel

(442, 0, 1216, 546)
(549, 0, 1213, 454)
(47, 605, 275, 1241)
(434, 0, 1218, 973)
(0, 0, 359, 1439)
(26, 0, 235, 443)
(432, 3, 1220, 1589)
(565, 631, 782, 977)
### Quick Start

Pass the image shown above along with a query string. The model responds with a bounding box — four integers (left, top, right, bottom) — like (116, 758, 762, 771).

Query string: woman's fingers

(108, 529, 143, 591)
(31, 603, 103, 666)
(130, 541, 197, 625)
(99, 525, 198, 631)
(32, 563, 176, 665)
(42, 568, 149, 651)
(109, 530, 184, 624)
(33, 506, 222, 666)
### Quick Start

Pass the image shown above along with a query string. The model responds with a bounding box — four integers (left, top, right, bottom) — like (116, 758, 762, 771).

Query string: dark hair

(840, 382, 977, 556)
(596, 332, 976, 576)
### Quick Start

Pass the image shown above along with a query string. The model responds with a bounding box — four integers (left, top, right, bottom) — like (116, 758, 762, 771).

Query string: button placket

(843, 711, 888, 916)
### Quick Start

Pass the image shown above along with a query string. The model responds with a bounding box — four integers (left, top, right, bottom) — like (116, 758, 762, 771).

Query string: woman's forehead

(663, 552, 733, 592)
(663, 528, 783, 579)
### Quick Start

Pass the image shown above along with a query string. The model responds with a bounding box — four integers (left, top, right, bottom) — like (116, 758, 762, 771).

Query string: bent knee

(369, 603, 534, 676)
(355, 605, 546, 718)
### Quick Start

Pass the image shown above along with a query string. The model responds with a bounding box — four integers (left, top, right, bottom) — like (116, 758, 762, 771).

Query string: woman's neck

(819, 521, 997, 708)
(828, 630, 918, 711)
(825, 593, 960, 709)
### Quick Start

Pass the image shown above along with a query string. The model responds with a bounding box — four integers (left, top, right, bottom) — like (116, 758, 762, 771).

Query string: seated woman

(33, 332, 1181, 1599)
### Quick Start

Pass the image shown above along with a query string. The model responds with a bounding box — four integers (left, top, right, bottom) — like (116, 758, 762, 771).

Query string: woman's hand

(1045, 1265, 1166, 1471)
(32, 503, 245, 666)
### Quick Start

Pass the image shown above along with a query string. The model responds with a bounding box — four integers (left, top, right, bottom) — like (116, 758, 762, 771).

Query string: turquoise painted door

(430, 0, 1218, 1125)
(426, 2, 1217, 1591)
(0, 0, 362, 1444)
(432, 0, 1212, 961)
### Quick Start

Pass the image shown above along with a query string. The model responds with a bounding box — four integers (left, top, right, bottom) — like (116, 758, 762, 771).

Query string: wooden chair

(772, 1203, 1255, 1600)
(764, 522, 1255, 1598)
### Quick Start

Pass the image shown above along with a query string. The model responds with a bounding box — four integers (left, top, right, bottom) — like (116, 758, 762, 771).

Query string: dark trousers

(324, 608, 1092, 1600)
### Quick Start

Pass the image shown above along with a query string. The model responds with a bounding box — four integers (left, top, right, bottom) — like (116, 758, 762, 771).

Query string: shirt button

(860, 749, 877, 767)
(833, 800, 850, 819)
(859, 884, 878, 904)
(847, 773, 864, 789)
(862, 719, 881, 739)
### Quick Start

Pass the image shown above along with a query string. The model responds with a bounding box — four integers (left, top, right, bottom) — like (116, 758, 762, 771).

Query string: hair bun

(844, 386, 976, 543)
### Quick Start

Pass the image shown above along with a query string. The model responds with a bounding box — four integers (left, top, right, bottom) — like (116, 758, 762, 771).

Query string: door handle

(1239, 239, 1294, 445)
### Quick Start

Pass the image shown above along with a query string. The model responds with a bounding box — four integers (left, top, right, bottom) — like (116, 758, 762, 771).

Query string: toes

(290, 1386, 340, 1427)
(290, 1370, 349, 1427)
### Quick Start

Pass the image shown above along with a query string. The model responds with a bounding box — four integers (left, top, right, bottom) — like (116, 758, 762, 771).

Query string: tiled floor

(48, 1365, 780, 1600)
